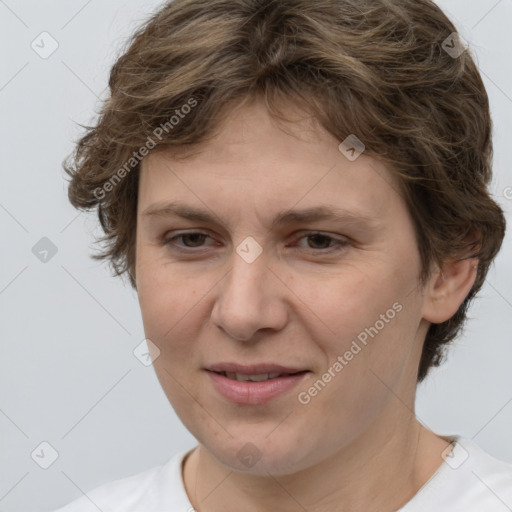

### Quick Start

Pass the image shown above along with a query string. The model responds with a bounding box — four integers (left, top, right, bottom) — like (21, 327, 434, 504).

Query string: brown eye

(163, 232, 212, 250)
(178, 233, 208, 248)
(293, 232, 348, 253)
(305, 234, 335, 250)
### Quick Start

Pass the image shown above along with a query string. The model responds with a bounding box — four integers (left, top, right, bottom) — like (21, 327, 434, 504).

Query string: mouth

(204, 363, 310, 405)
(210, 370, 308, 382)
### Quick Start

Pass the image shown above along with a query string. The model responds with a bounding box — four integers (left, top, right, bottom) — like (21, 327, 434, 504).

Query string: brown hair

(63, 0, 506, 382)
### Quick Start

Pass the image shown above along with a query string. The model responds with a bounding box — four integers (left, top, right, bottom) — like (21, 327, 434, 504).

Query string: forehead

(138, 99, 407, 228)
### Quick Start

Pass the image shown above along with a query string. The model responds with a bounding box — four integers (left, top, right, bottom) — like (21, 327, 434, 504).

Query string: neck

(183, 411, 451, 512)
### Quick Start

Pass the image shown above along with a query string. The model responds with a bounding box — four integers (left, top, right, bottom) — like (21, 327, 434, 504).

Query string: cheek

(137, 268, 204, 404)
(289, 264, 397, 337)
(136, 252, 199, 331)
(291, 262, 419, 378)
(136, 260, 218, 378)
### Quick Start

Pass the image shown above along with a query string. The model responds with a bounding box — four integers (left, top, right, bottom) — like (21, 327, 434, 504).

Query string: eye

(291, 232, 348, 253)
(162, 231, 348, 253)
(163, 232, 214, 250)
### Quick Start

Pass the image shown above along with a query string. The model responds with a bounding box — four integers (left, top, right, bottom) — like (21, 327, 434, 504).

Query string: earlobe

(421, 258, 479, 324)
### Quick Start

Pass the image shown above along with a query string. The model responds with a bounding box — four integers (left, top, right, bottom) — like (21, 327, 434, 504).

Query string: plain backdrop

(0, 1, 511, 510)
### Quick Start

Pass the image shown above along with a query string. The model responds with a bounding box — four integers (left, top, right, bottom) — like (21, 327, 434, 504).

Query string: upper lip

(206, 363, 308, 375)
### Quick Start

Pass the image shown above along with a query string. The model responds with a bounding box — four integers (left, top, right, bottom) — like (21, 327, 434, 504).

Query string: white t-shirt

(49, 436, 512, 512)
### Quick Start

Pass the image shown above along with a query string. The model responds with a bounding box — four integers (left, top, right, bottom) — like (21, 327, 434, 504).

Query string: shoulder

(456, 437, 512, 505)
(401, 436, 512, 511)
(48, 448, 195, 512)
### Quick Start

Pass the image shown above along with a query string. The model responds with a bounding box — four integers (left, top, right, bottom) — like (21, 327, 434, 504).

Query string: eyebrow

(141, 201, 381, 231)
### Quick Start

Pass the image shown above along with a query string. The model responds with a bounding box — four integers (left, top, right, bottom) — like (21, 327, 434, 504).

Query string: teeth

(224, 372, 282, 381)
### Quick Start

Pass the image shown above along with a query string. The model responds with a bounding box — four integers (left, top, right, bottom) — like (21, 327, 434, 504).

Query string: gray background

(0, 1, 511, 510)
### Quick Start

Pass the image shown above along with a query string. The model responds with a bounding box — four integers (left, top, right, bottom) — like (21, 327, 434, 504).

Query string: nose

(210, 245, 289, 342)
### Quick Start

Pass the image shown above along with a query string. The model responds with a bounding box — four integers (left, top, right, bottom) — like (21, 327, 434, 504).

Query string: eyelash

(162, 231, 348, 254)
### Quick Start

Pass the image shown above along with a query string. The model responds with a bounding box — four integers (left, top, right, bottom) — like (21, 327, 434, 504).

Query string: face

(135, 98, 430, 476)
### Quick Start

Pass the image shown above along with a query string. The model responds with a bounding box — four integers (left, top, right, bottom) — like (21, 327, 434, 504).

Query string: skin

(135, 97, 478, 512)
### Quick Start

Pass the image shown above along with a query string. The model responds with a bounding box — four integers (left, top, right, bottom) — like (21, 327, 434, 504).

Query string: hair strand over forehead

(63, 0, 506, 383)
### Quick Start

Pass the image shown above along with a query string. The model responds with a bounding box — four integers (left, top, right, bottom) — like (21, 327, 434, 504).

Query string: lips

(205, 362, 310, 405)
(219, 371, 294, 382)
(206, 362, 307, 375)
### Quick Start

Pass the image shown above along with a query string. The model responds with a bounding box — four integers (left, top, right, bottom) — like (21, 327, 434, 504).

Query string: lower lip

(206, 371, 309, 405)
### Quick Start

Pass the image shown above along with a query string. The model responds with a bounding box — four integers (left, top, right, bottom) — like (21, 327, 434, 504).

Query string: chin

(200, 432, 315, 476)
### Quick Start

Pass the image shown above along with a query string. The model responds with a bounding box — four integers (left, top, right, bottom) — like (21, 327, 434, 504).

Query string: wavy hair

(63, 0, 506, 382)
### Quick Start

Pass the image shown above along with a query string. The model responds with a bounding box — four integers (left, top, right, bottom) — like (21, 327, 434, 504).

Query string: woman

(52, 0, 511, 510)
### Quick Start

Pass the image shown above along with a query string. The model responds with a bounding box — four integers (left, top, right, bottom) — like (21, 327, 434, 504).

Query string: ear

(421, 256, 479, 324)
